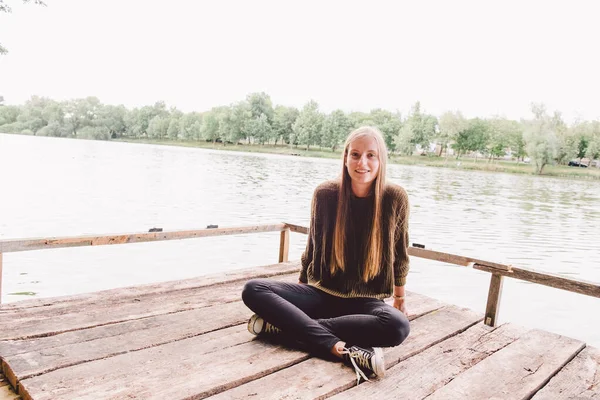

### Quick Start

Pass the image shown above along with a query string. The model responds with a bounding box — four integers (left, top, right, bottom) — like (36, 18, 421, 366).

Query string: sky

(0, 0, 599, 123)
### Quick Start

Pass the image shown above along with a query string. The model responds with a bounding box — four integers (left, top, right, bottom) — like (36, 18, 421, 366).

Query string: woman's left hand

(393, 298, 407, 316)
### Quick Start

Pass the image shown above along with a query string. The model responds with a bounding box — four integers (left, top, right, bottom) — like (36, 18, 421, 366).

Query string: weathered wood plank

(425, 329, 585, 399)
(0, 271, 299, 341)
(11, 324, 253, 400)
(1, 301, 252, 388)
(408, 247, 600, 299)
(206, 305, 483, 400)
(485, 273, 504, 327)
(0, 224, 287, 253)
(384, 306, 482, 368)
(278, 228, 290, 263)
(407, 247, 511, 270)
(206, 357, 349, 400)
(473, 263, 600, 299)
(532, 345, 600, 399)
(327, 323, 525, 400)
(283, 222, 309, 235)
(0, 260, 302, 312)
(18, 331, 310, 400)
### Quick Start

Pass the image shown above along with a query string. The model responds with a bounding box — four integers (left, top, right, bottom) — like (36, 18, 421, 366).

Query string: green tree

(96, 104, 126, 138)
(0, 104, 20, 126)
(124, 108, 143, 137)
(147, 115, 169, 139)
(247, 92, 274, 124)
(36, 121, 67, 137)
(438, 111, 467, 157)
(179, 112, 203, 140)
(64, 97, 101, 136)
(245, 113, 272, 145)
(219, 102, 250, 144)
(292, 100, 324, 150)
(403, 102, 437, 152)
(348, 112, 372, 128)
(394, 122, 415, 156)
(585, 121, 600, 163)
(508, 122, 526, 161)
(272, 105, 299, 145)
(132, 101, 168, 137)
(549, 112, 571, 165)
(201, 111, 220, 143)
(486, 117, 517, 161)
(17, 96, 57, 134)
(167, 118, 180, 140)
(370, 109, 402, 153)
(569, 120, 595, 163)
(523, 103, 560, 174)
(454, 118, 489, 160)
(321, 109, 351, 151)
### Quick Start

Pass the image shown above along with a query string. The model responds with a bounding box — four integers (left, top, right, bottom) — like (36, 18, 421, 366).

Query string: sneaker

(247, 314, 282, 336)
(341, 345, 385, 384)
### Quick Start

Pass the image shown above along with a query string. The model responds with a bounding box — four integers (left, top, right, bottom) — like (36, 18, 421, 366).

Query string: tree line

(0, 93, 599, 174)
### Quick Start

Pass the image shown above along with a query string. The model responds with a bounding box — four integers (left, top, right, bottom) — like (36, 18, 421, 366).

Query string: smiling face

(345, 134, 381, 197)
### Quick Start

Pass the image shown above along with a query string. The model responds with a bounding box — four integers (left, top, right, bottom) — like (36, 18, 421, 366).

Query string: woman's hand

(393, 298, 407, 315)
(393, 285, 406, 315)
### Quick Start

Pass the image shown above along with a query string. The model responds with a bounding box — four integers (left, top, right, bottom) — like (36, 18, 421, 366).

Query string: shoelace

(340, 347, 370, 385)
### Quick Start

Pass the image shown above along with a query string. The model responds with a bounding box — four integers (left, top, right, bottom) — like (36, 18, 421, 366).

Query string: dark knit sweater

(299, 180, 410, 299)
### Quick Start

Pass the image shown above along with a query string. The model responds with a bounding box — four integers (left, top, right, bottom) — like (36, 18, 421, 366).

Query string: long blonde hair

(330, 126, 388, 282)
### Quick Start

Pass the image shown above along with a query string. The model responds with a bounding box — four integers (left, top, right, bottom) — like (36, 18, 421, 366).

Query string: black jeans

(242, 279, 410, 355)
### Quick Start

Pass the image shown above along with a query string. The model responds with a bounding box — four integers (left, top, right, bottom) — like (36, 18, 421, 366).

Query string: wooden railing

(1, 223, 599, 328)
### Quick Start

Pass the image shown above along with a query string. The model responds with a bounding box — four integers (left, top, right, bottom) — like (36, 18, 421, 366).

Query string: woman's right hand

(393, 298, 407, 315)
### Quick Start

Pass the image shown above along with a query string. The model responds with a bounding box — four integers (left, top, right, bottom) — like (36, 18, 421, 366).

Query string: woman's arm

(393, 188, 410, 314)
(393, 285, 406, 314)
(299, 189, 318, 284)
(393, 189, 410, 288)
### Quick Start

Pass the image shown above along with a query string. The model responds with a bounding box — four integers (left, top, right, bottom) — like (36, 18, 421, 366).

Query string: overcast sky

(0, 0, 599, 122)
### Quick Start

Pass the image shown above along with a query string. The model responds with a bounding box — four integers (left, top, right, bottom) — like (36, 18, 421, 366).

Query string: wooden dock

(1, 260, 599, 400)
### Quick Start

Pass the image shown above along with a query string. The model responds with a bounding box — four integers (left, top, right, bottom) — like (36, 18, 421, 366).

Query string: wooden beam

(279, 228, 290, 263)
(407, 247, 599, 299)
(408, 247, 511, 271)
(473, 263, 600, 299)
(0, 224, 287, 253)
(283, 223, 309, 235)
(484, 273, 504, 327)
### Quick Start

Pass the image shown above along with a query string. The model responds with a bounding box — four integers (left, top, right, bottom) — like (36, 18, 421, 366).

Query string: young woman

(242, 126, 410, 383)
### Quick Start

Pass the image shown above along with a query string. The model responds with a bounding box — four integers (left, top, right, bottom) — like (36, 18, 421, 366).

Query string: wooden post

(485, 273, 504, 327)
(0, 252, 3, 304)
(279, 228, 290, 263)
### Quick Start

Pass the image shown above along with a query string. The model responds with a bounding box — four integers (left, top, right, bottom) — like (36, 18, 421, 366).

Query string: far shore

(113, 137, 600, 180)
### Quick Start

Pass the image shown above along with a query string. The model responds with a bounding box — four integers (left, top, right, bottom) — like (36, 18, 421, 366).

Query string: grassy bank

(115, 138, 600, 180)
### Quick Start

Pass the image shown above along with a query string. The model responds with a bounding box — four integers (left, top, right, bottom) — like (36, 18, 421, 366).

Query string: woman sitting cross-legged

(242, 126, 411, 383)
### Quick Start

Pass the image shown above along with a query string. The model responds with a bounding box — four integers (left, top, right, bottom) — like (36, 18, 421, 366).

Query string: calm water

(1, 133, 599, 346)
